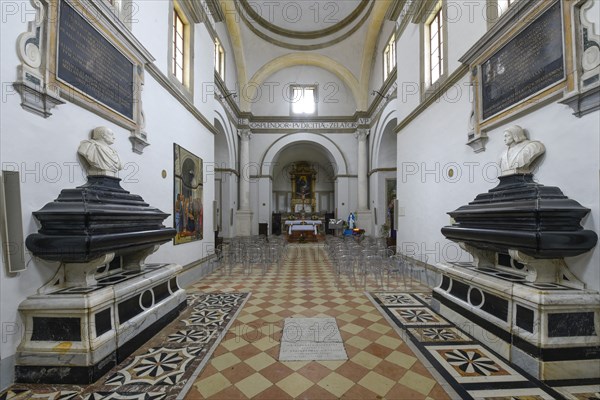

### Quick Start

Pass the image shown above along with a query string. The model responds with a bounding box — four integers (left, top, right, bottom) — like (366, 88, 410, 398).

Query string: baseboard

(179, 255, 219, 288)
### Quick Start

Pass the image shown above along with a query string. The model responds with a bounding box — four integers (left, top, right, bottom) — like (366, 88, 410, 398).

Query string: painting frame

(385, 178, 397, 230)
(173, 144, 203, 245)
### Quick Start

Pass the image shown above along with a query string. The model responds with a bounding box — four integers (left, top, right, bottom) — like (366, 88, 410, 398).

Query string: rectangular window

(173, 9, 185, 84)
(215, 39, 225, 80)
(426, 2, 444, 86)
(383, 32, 396, 81)
(290, 85, 317, 115)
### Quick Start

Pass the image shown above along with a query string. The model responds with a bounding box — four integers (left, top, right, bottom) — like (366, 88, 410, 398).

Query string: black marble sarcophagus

(26, 176, 176, 262)
(442, 174, 598, 258)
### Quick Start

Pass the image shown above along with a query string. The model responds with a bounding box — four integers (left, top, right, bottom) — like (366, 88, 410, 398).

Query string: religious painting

(386, 179, 397, 230)
(295, 174, 312, 199)
(290, 162, 317, 213)
(173, 144, 203, 244)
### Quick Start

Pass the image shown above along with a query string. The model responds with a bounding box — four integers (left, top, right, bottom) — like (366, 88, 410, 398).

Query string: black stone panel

(108, 257, 122, 272)
(469, 287, 483, 307)
(498, 253, 512, 268)
(16, 301, 188, 384)
(31, 317, 81, 342)
(117, 300, 187, 363)
(440, 275, 450, 291)
(118, 295, 143, 324)
(169, 277, 179, 293)
(435, 291, 600, 363)
(449, 279, 469, 302)
(95, 309, 112, 337)
(548, 312, 597, 337)
(480, 291, 509, 322)
(433, 291, 512, 343)
(516, 305, 535, 333)
(153, 282, 170, 303)
(57, 0, 134, 119)
(15, 353, 116, 384)
(481, 1, 564, 120)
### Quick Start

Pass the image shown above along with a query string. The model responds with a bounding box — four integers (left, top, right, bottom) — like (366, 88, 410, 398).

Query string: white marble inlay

(279, 317, 347, 361)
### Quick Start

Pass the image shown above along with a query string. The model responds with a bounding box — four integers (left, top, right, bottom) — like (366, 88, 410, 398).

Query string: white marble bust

(78, 126, 123, 177)
(499, 125, 545, 176)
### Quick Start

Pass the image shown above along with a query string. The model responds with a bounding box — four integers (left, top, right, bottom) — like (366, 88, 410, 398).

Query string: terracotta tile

(259, 362, 295, 383)
(364, 342, 394, 359)
(386, 382, 432, 400)
(335, 360, 370, 382)
(203, 384, 247, 400)
(231, 343, 263, 360)
(372, 359, 408, 381)
(220, 361, 256, 383)
(297, 384, 339, 400)
(251, 384, 294, 400)
(340, 383, 380, 400)
(296, 362, 334, 383)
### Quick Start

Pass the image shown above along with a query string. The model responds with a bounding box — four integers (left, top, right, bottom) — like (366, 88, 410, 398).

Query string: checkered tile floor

(186, 244, 451, 399)
(3, 243, 597, 400)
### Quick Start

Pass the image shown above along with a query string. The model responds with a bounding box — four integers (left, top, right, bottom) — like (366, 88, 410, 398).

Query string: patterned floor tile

(389, 306, 450, 326)
(426, 344, 527, 384)
(408, 326, 473, 343)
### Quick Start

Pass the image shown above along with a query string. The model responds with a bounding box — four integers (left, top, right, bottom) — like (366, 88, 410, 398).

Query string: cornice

(216, 168, 240, 177)
(238, 0, 370, 39)
(204, 0, 224, 22)
(385, 0, 407, 21)
(368, 167, 397, 177)
(214, 72, 242, 126)
(366, 69, 398, 125)
(234, 0, 375, 51)
(83, 0, 155, 63)
(459, 0, 538, 65)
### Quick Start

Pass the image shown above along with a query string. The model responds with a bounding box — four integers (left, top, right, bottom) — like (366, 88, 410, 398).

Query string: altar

(285, 220, 321, 242)
(285, 220, 321, 235)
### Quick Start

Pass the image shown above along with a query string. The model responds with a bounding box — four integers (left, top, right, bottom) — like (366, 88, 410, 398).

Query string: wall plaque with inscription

(481, 1, 564, 120)
(57, 0, 134, 120)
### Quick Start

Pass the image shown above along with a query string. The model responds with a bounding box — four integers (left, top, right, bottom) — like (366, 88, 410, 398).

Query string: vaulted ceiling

(218, 0, 396, 112)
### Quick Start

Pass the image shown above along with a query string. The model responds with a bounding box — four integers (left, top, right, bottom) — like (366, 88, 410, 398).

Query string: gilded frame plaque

(46, 0, 148, 139)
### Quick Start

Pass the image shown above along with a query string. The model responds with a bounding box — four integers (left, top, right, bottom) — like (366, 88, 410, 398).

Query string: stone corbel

(37, 253, 115, 293)
(508, 250, 585, 289)
(130, 65, 150, 154)
(560, 0, 600, 117)
(465, 68, 487, 153)
(466, 110, 488, 153)
(459, 242, 495, 269)
(13, 0, 64, 118)
(122, 245, 159, 271)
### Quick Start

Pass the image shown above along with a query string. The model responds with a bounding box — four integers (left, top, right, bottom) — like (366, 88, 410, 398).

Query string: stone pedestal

(432, 262, 600, 381)
(16, 262, 186, 384)
(21, 172, 183, 384)
(235, 210, 253, 236)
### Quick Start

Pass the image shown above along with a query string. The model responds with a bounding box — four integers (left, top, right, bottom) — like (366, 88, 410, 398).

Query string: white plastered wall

(0, 1, 218, 389)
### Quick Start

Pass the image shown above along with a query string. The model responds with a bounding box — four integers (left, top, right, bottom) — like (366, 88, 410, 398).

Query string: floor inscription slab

(278, 317, 348, 361)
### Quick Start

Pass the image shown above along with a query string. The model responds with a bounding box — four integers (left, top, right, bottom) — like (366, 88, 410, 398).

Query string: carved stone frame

(559, 0, 600, 117)
(14, 0, 155, 154)
(460, 0, 575, 145)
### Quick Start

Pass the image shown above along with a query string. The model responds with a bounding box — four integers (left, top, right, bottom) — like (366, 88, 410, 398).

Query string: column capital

(239, 129, 252, 141)
(355, 129, 369, 141)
